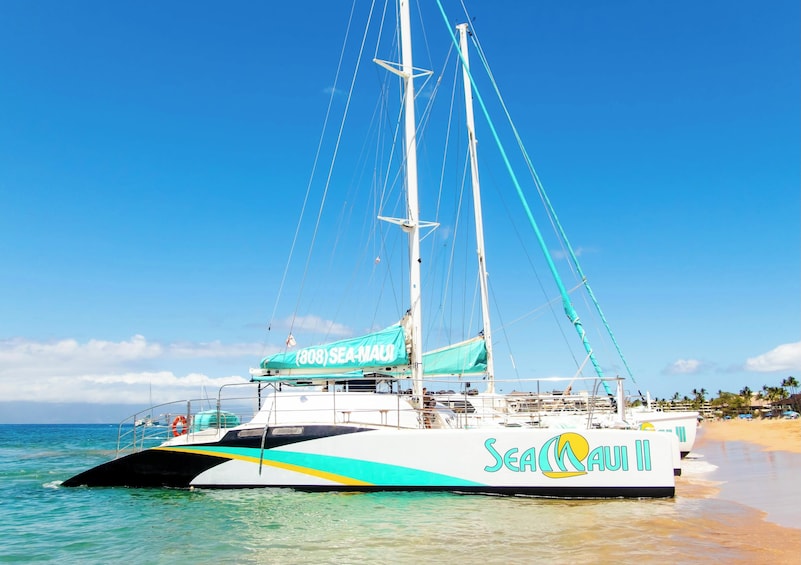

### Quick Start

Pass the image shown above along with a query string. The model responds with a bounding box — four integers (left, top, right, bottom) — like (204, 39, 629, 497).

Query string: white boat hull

(155, 427, 676, 497)
(64, 389, 678, 497)
(627, 410, 698, 457)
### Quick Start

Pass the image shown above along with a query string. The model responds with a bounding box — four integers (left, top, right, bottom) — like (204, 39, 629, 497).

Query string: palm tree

(765, 386, 788, 402)
(782, 376, 799, 396)
(740, 386, 753, 411)
(690, 388, 706, 409)
(711, 391, 740, 418)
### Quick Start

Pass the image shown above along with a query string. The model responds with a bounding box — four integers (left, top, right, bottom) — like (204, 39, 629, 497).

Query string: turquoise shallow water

(0, 424, 797, 564)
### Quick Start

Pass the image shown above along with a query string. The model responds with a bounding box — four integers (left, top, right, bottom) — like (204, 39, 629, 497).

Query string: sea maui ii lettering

(295, 344, 397, 367)
(483, 434, 653, 477)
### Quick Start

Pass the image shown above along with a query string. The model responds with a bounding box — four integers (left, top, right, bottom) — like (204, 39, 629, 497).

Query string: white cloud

(663, 358, 708, 375)
(167, 340, 262, 358)
(0, 336, 262, 404)
(323, 85, 345, 97)
(1, 370, 250, 403)
(744, 341, 801, 373)
(0, 335, 262, 374)
(0, 369, 251, 405)
(0, 335, 162, 365)
(280, 315, 352, 338)
(552, 245, 596, 260)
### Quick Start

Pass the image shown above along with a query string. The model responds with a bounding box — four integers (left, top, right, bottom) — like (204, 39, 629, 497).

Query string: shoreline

(676, 418, 801, 561)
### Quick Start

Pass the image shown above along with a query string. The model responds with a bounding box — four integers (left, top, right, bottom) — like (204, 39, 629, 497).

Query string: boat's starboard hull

(64, 426, 676, 498)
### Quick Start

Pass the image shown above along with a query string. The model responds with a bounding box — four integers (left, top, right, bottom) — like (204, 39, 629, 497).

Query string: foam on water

(680, 453, 718, 476)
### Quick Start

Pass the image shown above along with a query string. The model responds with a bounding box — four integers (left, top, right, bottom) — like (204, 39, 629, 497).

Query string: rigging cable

(465, 25, 643, 398)
(266, 0, 379, 350)
(434, 0, 612, 395)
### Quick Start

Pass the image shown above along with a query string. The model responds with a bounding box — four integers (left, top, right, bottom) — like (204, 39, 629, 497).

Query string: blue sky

(1, 0, 798, 422)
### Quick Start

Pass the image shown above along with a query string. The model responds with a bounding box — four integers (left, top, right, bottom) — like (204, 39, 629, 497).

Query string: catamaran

(64, 0, 678, 496)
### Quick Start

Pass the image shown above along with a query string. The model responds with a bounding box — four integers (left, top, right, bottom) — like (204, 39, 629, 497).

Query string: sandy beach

(699, 418, 801, 453)
(676, 418, 801, 563)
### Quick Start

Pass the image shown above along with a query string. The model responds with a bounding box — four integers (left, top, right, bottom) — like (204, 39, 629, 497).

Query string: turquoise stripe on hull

(166, 445, 485, 487)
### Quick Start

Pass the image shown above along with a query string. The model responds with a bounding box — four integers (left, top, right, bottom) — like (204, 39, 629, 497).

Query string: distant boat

(134, 383, 162, 427)
(133, 416, 157, 427)
(63, 0, 678, 497)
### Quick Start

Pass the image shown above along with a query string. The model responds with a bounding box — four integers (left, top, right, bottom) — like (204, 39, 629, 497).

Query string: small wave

(43, 480, 63, 489)
(682, 455, 718, 475)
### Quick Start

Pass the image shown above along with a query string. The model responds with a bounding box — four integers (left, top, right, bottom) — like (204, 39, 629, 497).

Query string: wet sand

(676, 418, 801, 563)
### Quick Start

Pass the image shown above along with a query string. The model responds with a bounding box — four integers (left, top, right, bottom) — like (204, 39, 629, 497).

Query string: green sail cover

(259, 324, 409, 373)
(422, 337, 487, 376)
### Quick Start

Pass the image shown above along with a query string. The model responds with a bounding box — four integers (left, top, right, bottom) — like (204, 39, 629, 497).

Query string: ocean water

(1, 424, 798, 564)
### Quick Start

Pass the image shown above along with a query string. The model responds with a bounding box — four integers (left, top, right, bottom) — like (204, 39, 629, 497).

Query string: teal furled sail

(257, 324, 409, 375)
(422, 337, 487, 376)
(253, 325, 487, 381)
(251, 370, 371, 383)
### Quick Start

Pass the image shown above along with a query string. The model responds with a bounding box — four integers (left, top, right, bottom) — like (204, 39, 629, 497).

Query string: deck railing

(116, 383, 262, 455)
(113, 375, 632, 456)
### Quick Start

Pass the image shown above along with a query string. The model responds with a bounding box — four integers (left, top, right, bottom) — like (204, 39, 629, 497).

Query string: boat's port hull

(62, 448, 228, 488)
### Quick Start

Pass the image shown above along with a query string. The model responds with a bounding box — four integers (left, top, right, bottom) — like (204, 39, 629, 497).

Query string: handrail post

(216, 396, 222, 432)
(186, 400, 191, 442)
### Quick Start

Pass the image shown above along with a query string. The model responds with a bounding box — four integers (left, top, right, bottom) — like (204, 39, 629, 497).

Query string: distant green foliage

(648, 377, 799, 418)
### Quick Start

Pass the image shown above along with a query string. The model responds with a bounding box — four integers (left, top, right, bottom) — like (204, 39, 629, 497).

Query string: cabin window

(271, 426, 304, 436)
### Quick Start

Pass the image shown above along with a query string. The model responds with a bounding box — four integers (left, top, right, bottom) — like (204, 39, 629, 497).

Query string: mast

(399, 0, 424, 398)
(376, 0, 434, 401)
(457, 23, 495, 394)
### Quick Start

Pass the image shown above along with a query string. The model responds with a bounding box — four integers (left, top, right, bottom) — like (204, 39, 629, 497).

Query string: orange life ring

(172, 415, 188, 436)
